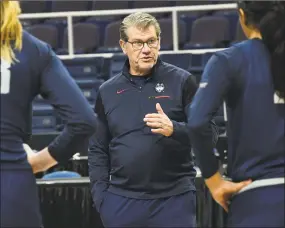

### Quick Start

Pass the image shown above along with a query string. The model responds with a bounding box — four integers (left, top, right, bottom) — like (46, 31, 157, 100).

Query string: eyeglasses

(126, 38, 159, 50)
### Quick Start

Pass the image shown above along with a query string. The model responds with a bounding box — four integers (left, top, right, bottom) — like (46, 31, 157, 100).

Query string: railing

(19, 3, 238, 60)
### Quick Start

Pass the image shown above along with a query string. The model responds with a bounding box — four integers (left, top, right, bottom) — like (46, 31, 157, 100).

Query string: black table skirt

(37, 178, 226, 228)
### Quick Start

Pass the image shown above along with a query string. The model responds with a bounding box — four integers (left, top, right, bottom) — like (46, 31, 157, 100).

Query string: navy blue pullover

(0, 31, 96, 167)
(189, 39, 285, 181)
(89, 59, 217, 206)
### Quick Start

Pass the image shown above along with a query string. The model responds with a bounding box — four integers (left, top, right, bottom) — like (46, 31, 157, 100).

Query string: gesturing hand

(144, 103, 174, 137)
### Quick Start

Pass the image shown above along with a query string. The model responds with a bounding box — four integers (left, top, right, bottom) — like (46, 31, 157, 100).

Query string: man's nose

(142, 43, 151, 53)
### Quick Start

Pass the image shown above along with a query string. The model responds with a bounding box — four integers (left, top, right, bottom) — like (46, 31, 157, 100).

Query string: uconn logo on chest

(155, 83, 165, 93)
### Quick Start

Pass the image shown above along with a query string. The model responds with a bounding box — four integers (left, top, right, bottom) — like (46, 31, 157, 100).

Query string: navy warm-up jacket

(189, 38, 285, 181)
(0, 31, 96, 167)
(89, 58, 218, 208)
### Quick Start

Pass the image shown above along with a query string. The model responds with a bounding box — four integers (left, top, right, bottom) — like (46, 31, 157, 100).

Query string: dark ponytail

(238, 1, 285, 98)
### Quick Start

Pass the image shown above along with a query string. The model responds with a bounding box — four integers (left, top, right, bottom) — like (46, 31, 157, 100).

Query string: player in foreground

(189, 1, 284, 227)
(1, 1, 96, 227)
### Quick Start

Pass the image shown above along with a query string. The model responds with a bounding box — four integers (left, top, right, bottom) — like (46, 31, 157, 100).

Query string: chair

(26, 24, 59, 51)
(184, 16, 230, 49)
(188, 52, 213, 73)
(47, 1, 91, 24)
(20, 1, 47, 27)
(60, 23, 100, 54)
(109, 55, 127, 78)
(160, 53, 191, 71)
(132, 1, 172, 18)
(63, 57, 104, 80)
(32, 104, 56, 131)
(158, 18, 187, 50)
(97, 20, 122, 53)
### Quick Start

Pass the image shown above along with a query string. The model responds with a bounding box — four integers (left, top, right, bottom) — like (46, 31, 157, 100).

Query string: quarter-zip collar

(122, 57, 163, 84)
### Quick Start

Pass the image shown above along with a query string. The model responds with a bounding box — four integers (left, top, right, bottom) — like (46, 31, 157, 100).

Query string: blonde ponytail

(1, 0, 23, 64)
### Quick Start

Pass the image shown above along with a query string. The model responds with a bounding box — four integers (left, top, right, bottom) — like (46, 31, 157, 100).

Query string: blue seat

(42, 171, 81, 179)
(63, 57, 104, 80)
(76, 79, 105, 103)
(214, 10, 239, 41)
(184, 16, 230, 49)
(32, 104, 56, 130)
(109, 55, 127, 78)
(160, 54, 191, 71)
(188, 53, 213, 73)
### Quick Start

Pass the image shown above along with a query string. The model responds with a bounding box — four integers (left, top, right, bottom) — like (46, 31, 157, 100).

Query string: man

(89, 12, 217, 227)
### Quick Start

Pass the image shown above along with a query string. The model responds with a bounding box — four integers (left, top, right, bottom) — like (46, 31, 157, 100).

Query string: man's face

(120, 25, 161, 75)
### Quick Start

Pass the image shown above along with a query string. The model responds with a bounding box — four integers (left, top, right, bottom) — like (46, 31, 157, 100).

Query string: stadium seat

(132, 1, 172, 18)
(88, 0, 130, 21)
(26, 24, 59, 51)
(63, 57, 104, 80)
(76, 78, 105, 103)
(60, 23, 100, 54)
(188, 52, 213, 73)
(184, 16, 230, 49)
(32, 104, 56, 131)
(214, 10, 239, 41)
(20, 1, 48, 27)
(42, 171, 82, 179)
(47, 1, 92, 24)
(176, 0, 212, 18)
(109, 55, 127, 78)
(97, 21, 122, 53)
(231, 21, 247, 45)
(160, 53, 191, 71)
(157, 18, 187, 50)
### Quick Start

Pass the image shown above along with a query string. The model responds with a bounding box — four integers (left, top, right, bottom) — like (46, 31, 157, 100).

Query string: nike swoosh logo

(117, 89, 129, 94)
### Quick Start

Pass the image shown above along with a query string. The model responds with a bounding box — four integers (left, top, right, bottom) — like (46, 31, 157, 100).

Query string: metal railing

(19, 3, 237, 59)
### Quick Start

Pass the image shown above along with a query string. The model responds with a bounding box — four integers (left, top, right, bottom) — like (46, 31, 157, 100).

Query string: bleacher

(21, 1, 246, 53)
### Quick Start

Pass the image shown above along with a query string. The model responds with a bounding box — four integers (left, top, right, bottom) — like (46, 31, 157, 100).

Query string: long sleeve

(39, 48, 96, 162)
(88, 91, 111, 210)
(188, 54, 233, 179)
(170, 74, 198, 146)
(171, 74, 219, 148)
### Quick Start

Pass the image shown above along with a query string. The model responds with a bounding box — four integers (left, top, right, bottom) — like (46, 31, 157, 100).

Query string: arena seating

(22, 0, 238, 146)
(20, 1, 244, 53)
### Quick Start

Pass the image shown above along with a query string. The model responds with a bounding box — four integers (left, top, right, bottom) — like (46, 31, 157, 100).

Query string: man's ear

(119, 39, 127, 54)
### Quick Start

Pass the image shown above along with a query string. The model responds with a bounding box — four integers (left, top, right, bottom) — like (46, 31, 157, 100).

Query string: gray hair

(120, 12, 161, 41)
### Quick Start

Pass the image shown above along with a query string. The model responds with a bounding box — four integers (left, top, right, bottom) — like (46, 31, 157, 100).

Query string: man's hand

(23, 144, 57, 173)
(205, 172, 252, 212)
(144, 103, 174, 137)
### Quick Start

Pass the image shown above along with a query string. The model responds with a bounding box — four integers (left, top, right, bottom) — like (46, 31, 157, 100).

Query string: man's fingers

(144, 117, 162, 123)
(156, 103, 164, 114)
(146, 122, 161, 128)
(145, 113, 163, 118)
(151, 128, 164, 134)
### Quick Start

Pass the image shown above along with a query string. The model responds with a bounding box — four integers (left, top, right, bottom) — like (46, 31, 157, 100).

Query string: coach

(88, 12, 217, 227)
